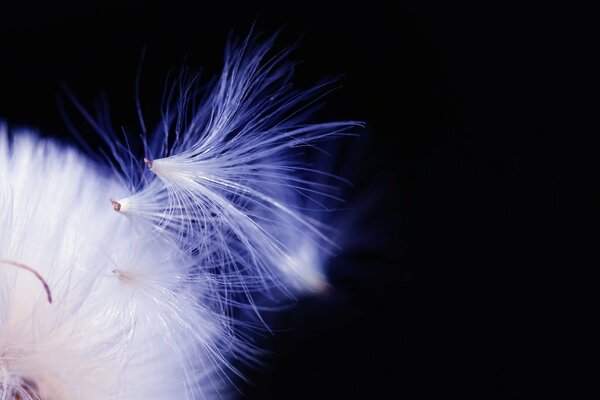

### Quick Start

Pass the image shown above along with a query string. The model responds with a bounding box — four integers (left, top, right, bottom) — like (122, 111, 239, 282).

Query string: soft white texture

(0, 129, 234, 399)
(0, 34, 359, 399)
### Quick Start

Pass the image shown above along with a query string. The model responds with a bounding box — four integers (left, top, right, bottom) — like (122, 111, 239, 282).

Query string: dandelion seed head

(1, 31, 361, 399)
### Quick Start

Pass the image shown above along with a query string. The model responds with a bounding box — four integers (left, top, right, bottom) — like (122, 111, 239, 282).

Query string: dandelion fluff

(0, 32, 360, 399)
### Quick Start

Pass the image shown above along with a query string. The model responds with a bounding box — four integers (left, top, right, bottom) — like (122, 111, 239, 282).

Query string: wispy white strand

(110, 35, 361, 298)
(0, 32, 360, 399)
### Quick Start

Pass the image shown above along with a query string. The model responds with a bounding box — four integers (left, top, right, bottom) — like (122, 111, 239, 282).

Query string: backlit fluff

(0, 33, 359, 399)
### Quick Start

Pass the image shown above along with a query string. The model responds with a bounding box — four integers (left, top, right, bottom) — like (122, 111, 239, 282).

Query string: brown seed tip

(144, 157, 153, 169)
(110, 199, 122, 212)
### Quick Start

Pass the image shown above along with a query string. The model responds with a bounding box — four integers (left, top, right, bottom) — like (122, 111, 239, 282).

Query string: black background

(0, 1, 597, 398)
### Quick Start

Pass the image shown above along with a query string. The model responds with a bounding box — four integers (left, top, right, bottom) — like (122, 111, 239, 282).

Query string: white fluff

(0, 34, 359, 399)
(0, 129, 234, 399)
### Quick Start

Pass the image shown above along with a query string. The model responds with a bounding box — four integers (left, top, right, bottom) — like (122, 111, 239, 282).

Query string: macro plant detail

(0, 33, 359, 399)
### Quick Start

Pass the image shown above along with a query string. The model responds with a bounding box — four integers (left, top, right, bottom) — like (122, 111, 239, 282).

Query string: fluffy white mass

(0, 129, 237, 399)
(0, 33, 359, 399)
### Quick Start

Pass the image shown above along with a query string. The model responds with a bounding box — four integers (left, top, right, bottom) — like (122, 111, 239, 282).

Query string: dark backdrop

(0, 1, 596, 398)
